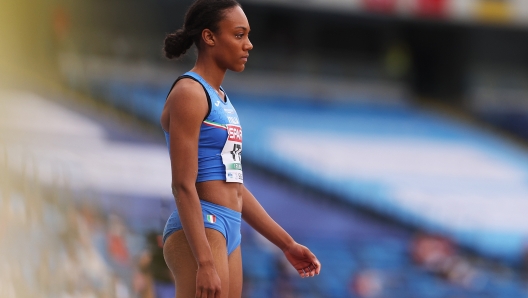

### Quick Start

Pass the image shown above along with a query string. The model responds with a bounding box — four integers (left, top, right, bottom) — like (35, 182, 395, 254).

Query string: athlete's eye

(235, 33, 244, 39)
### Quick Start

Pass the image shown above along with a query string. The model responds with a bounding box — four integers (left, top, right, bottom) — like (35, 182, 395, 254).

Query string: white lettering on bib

(221, 124, 243, 183)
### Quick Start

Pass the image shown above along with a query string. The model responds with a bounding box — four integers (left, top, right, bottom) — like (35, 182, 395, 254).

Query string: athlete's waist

(196, 180, 243, 212)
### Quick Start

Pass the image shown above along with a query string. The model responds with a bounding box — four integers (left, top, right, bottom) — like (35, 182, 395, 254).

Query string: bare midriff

(195, 180, 243, 212)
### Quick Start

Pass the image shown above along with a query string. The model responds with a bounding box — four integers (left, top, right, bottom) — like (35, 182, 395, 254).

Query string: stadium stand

(54, 62, 528, 297)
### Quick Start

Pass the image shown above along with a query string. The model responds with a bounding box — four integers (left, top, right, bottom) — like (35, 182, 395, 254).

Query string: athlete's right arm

(166, 79, 222, 298)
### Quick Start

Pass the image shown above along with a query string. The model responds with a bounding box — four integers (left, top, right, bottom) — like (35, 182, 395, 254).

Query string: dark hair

(164, 0, 240, 59)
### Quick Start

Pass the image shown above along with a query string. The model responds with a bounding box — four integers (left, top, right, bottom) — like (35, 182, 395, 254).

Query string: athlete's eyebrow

(234, 26, 249, 31)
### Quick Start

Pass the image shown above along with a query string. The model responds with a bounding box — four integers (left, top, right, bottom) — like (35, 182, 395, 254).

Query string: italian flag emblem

(206, 214, 216, 224)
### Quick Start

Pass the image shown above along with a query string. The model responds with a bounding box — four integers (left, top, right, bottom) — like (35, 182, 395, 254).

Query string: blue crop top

(163, 72, 243, 183)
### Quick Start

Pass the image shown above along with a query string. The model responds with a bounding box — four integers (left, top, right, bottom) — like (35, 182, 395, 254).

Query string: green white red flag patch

(206, 214, 216, 223)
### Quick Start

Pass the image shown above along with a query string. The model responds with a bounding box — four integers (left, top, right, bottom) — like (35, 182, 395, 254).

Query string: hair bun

(164, 29, 194, 59)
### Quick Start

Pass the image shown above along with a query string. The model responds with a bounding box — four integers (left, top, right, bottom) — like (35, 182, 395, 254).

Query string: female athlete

(160, 1, 321, 297)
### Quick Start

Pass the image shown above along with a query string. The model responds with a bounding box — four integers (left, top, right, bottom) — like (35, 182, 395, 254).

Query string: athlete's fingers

(207, 288, 215, 298)
(214, 286, 223, 298)
(302, 266, 311, 277)
(297, 267, 306, 278)
(303, 267, 309, 278)
(195, 287, 202, 298)
(304, 264, 316, 277)
(312, 263, 319, 276)
(308, 252, 321, 275)
(306, 264, 316, 277)
(302, 262, 319, 277)
(311, 258, 321, 275)
(214, 288, 222, 298)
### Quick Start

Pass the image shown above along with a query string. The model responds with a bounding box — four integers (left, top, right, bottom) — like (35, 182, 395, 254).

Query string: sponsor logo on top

(227, 125, 242, 142)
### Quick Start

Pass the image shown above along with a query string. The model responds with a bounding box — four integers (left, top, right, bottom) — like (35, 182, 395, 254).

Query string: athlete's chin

(230, 64, 246, 73)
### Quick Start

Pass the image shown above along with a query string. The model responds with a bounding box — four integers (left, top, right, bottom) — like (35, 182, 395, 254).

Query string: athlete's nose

(245, 38, 253, 51)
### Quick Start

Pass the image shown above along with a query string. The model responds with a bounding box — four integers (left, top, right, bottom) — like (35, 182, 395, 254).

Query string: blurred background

(3, 0, 528, 297)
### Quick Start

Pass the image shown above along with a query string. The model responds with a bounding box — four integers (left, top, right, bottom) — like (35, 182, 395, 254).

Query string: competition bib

(221, 124, 243, 183)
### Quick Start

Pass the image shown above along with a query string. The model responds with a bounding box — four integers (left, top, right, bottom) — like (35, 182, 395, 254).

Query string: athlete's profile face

(212, 6, 253, 72)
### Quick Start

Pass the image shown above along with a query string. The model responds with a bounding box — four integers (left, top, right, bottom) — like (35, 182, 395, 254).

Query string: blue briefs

(163, 200, 242, 255)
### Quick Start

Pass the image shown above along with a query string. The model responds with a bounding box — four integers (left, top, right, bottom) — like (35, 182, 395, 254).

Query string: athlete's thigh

(228, 246, 243, 298)
(205, 228, 230, 298)
(163, 230, 196, 297)
(163, 229, 230, 298)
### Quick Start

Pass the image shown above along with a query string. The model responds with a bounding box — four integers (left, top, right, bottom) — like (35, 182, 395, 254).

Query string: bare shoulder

(167, 78, 207, 107)
(166, 78, 208, 118)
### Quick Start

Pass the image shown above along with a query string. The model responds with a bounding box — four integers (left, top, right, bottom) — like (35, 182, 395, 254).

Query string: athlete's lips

(241, 55, 249, 61)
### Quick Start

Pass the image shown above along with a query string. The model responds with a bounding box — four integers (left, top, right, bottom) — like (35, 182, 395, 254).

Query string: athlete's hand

(195, 263, 222, 298)
(283, 242, 321, 278)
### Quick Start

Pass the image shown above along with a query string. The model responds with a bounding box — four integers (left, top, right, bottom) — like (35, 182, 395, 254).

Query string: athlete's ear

(202, 29, 215, 47)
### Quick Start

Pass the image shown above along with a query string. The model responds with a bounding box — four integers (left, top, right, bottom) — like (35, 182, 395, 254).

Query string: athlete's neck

(191, 57, 226, 93)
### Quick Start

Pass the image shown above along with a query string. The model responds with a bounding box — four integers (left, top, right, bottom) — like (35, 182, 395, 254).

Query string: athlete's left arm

(241, 185, 321, 278)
